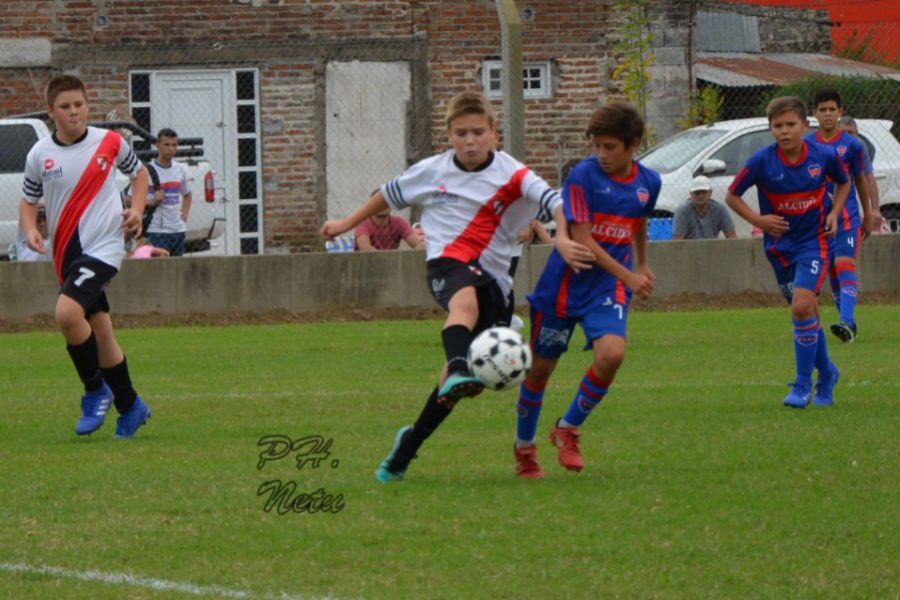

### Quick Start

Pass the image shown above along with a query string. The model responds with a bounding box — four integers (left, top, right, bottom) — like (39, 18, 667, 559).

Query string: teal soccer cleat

(375, 425, 413, 483)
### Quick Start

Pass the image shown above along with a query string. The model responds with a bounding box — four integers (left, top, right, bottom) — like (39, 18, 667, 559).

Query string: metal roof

(696, 11, 760, 53)
(696, 52, 900, 87)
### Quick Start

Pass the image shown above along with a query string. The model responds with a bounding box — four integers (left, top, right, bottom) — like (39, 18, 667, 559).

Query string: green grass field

(1, 306, 898, 599)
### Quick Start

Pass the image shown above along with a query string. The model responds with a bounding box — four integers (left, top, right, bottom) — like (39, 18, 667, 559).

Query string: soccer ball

(467, 327, 532, 390)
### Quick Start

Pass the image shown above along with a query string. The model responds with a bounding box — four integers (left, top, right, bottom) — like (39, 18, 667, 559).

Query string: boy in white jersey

(19, 74, 152, 438)
(321, 91, 584, 483)
(145, 128, 192, 257)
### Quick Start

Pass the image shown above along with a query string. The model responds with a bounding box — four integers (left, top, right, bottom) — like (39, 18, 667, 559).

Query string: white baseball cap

(690, 175, 712, 192)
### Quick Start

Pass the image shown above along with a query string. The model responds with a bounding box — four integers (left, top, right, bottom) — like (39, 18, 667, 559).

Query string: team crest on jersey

(96, 156, 109, 171)
(468, 265, 483, 276)
(836, 145, 847, 157)
(807, 164, 821, 179)
(636, 188, 650, 204)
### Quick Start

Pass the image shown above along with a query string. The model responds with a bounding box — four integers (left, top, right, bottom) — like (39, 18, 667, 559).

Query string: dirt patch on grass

(3, 291, 898, 333)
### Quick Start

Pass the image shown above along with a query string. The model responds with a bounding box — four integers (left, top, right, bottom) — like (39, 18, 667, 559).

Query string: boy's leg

(57, 260, 118, 435)
(827, 228, 860, 342)
(514, 307, 570, 478)
(437, 286, 484, 402)
(784, 255, 828, 408)
(90, 311, 151, 438)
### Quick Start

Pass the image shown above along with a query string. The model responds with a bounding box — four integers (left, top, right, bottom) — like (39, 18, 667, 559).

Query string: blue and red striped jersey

(729, 141, 847, 258)
(804, 130, 867, 232)
(529, 157, 660, 318)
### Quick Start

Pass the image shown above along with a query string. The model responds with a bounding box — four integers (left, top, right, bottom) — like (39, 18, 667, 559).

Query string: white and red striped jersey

(381, 150, 561, 296)
(147, 159, 190, 234)
(22, 126, 142, 280)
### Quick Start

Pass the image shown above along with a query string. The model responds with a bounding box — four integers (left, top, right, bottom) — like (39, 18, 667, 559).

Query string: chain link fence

(1, 3, 898, 261)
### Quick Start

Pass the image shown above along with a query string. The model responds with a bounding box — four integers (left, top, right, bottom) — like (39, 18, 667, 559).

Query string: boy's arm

(320, 191, 389, 241)
(570, 222, 653, 298)
(826, 180, 850, 238)
(532, 220, 553, 244)
(19, 199, 45, 253)
(632, 218, 654, 286)
(123, 166, 149, 236)
(356, 234, 376, 251)
(181, 191, 192, 222)
(724, 190, 789, 236)
(867, 172, 885, 231)
(552, 205, 593, 273)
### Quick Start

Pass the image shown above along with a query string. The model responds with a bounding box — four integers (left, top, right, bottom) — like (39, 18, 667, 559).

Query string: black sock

(442, 325, 474, 374)
(389, 387, 454, 470)
(66, 333, 103, 392)
(101, 357, 138, 413)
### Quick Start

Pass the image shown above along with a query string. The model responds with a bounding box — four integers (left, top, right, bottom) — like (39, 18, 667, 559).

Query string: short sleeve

(180, 165, 191, 195)
(717, 202, 735, 232)
(354, 219, 375, 239)
(22, 147, 43, 203)
(642, 169, 661, 216)
(672, 203, 689, 237)
(394, 216, 414, 238)
(521, 170, 562, 223)
(860, 145, 874, 175)
(729, 151, 761, 197)
(825, 147, 849, 185)
(116, 135, 142, 177)
(380, 155, 438, 211)
(562, 164, 592, 224)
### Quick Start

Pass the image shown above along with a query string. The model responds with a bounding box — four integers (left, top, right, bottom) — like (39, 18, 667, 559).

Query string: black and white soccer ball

(467, 327, 532, 391)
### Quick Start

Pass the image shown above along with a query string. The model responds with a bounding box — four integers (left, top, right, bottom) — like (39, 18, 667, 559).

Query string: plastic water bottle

(340, 236, 355, 252)
(325, 240, 339, 252)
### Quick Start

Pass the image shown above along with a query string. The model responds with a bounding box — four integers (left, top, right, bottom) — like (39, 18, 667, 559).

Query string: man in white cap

(673, 175, 737, 240)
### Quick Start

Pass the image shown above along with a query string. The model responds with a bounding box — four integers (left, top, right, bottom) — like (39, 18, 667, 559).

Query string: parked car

(638, 118, 900, 237)
(0, 116, 225, 259)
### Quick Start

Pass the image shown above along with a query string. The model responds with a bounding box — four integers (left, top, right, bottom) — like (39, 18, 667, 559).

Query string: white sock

(515, 438, 535, 449)
(558, 418, 576, 428)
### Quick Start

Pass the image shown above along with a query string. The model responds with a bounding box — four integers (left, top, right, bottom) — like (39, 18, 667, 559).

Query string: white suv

(638, 118, 900, 237)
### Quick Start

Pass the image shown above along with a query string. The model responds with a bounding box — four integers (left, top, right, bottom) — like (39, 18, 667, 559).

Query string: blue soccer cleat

(75, 382, 114, 435)
(437, 372, 484, 404)
(115, 396, 151, 439)
(783, 382, 812, 409)
(375, 425, 413, 483)
(813, 365, 840, 407)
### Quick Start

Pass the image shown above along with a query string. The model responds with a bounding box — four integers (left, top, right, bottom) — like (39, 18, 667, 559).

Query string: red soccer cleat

(549, 424, 584, 472)
(514, 445, 545, 479)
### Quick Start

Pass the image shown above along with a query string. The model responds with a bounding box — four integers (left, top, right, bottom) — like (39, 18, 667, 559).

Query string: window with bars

(482, 61, 552, 99)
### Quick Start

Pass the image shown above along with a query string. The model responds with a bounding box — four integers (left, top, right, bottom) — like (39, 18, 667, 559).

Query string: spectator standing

(673, 176, 737, 240)
(145, 128, 191, 256)
(838, 115, 886, 233)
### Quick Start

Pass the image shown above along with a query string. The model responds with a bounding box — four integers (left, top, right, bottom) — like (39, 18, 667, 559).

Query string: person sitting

(354, 209, 423, 251)
(673, 175, 737, 240)
(127, 238, 170, 259)
(13, 205, 52, 262)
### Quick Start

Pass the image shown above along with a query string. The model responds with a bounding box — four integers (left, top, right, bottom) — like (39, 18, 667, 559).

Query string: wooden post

(495, 0, 524, 160)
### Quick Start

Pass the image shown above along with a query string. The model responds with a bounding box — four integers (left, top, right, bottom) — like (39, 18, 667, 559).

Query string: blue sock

(814, 326, 833, 379)
(835, 262, 858, 326)
(516, 379, 545, 445)
(792, 317, 819, 388)
(561, 368, 610, 428)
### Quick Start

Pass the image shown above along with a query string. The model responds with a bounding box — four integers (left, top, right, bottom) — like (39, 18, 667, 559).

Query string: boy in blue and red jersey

(513, 101, 659, 478)
(726, 96, 850, 409)
(806, 89, 872, 343)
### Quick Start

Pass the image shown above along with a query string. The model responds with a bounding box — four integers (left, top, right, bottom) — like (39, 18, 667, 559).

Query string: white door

(326, 61, 411, 221)
(151, 71, 238, 254)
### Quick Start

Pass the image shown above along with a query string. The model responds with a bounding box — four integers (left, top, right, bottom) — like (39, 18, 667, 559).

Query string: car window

(0, 124, 39, 174)
(638, 129, 727, 174)
(707, 130, 772, 176)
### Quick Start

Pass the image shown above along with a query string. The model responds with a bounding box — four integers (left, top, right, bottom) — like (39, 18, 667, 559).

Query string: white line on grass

(0, 561, 337, 600)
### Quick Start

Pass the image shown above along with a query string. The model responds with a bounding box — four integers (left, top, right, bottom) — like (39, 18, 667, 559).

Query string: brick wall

(0, 0, 694, 253)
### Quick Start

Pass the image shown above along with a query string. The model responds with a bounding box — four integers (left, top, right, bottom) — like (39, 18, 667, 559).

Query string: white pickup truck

(0, 116, 225, 258)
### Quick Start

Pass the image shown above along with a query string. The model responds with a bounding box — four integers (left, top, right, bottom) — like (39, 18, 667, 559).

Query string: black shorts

(426, 257, 513, 333)
(59, 257, 118, 317)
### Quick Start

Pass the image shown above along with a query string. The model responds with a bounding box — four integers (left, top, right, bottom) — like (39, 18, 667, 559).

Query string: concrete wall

(2, 236, 898, 319)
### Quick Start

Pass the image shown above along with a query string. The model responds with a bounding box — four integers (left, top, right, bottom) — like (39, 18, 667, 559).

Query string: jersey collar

(51, 128, 89, 147)
(609, 161, 638, 183)
(453, 151, 494, 173)
(776, 141, 809, 167)
(815, 130, 840, 145)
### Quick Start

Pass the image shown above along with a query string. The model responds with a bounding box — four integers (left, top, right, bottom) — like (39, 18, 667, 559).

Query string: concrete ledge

(2, 236, 898, 319)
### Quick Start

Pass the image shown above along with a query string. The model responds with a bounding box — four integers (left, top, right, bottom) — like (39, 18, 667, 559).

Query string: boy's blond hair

(766, 96, 807, 123)
(445, 91, 496, 129)
(45, 74, 87, 107)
